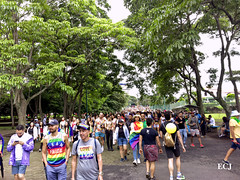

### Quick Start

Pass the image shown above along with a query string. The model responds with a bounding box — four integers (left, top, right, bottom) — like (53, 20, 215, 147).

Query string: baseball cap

(48, 119, 59, 125)
(78, 123, 90, 130)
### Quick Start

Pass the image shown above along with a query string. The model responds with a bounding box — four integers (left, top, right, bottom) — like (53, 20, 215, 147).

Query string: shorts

(144, 145, 158, 162)
(118, 137, 128, 146)
(12, 160, 27, 175)
(153, 124, 159, 128)
(190, 129, 200, 136)
(95, 132, 105, 138)
(230, 138, 240, 150)
(165, 145, 180, 159)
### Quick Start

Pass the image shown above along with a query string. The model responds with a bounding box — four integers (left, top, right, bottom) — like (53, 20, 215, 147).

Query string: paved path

(68, 133, 240, 180)
(2, 130, 239, 180)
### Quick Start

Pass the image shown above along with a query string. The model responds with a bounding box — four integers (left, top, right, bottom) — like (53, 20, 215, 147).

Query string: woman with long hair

(129, 114, 143, 166)
(64, 121, 73, 143)
(115, 119, 129, 161)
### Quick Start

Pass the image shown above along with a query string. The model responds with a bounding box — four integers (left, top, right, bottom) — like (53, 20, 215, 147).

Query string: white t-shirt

(15, 133, 29, 161)
(60, 120, 66, 129)
(209, 118, 216, 126)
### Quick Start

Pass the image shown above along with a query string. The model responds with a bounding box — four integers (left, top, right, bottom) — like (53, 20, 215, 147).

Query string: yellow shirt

(229, 118, 240, 138)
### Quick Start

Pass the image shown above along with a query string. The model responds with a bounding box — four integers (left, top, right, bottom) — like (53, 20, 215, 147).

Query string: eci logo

(218, 163, 232, 170)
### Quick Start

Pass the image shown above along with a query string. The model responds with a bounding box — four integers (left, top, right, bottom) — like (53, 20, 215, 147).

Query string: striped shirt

(46, 132, 66, 166)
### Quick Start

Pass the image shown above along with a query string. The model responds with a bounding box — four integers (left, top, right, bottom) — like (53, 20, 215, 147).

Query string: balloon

(166, 123, 177, 134)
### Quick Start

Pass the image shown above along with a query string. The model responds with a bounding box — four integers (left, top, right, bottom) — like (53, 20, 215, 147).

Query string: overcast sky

(107, 0, 240, 98)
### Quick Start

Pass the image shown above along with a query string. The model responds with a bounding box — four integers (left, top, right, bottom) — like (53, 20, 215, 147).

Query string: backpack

(163, 123, 177, 148)
(75, 138, 99, 170)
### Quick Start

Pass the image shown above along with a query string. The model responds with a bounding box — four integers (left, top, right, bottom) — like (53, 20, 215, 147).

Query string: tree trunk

(183, 78, 191, 105)
(227, 52, 240, 111)
(190, 49, 204, 115)
(63, 92, 69, 119)
(11, 89, 15, 129)
(14, 89, 28, 125)
(78, 91, 83, 117)
(39, 93, 44, 120)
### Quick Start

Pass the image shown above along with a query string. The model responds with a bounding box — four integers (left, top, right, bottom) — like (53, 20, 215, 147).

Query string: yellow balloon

(166, 123, 177, 134)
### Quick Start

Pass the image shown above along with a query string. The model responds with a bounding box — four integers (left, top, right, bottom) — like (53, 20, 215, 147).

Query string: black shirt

(140, 128, 158, 145)
(175, 117, 186, 129)
(160, 121, 179, 144)
(28, 128, 33, 136)
(118, 126, 125, 138)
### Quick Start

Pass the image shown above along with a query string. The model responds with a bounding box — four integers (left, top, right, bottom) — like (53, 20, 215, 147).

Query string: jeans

(46, 163, 67, 180)
(133, 143, 140, 160)
(105, 130, 113, 149)
(179, 128, 187, 145)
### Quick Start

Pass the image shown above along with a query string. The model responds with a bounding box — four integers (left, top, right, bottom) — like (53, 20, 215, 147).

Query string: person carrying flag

(129, 114, 143, 166)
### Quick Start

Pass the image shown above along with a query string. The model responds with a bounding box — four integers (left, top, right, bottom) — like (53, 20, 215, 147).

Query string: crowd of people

(2, 109, 240, 180)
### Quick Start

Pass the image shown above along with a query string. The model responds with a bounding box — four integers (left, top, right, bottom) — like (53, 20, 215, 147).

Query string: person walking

(222, 110, 240, 165)
(115, 119, 129, 162)
(42, 119, 70, 180)
(200, 114, 207, 138)
(7, 125, 34, 180)
(93, 113, 106, 151)
(175, 112, 188, 147)
(129, 114, 143, 166)
(160, 111, 186, 180)
(105, 116, 114, 151)
(139, 118, 163, 180)
(187, 112, 204, 148)
(27, 122, 39, 144)
(71, 124, 103, 180)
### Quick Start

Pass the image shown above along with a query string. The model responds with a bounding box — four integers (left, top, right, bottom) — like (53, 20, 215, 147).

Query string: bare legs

(224, 148, 235, 161)
(146, 160, 156, 178)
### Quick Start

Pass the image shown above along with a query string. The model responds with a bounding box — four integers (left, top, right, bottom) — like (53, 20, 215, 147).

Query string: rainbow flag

(68, 126, 73, 137)
(129, 121, 143, 150)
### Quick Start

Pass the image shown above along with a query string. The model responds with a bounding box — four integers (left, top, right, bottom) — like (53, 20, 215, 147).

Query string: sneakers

(200, 144, 204, 148)
(137, 158, 141, 164)
(38, 148, 42, 152)
(176, 174, 185, 180)
(149, 176, 156, 180)
(133, 160, 137, 166)
(222, 159, 230, 165)
(170, 176, 174, 180)
(124, 156, 127, 161)
(120, 158, 124, 162)
(190, 143, 195, 147)
(146, 172, 150, 179)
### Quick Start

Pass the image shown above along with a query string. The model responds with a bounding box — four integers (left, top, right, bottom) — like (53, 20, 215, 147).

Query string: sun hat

(133, 114, 141, 118)
(231, 110, 240, 117)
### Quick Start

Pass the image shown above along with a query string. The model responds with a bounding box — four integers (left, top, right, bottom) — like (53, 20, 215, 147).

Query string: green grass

(205, 113, 226, 124)
(0, 126, 14, 130)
